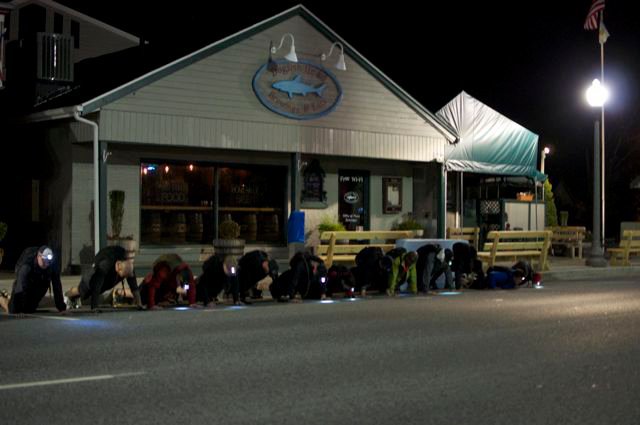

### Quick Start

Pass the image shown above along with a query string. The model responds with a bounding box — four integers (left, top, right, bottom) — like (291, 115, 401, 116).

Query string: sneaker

(64, 295, 81, 309)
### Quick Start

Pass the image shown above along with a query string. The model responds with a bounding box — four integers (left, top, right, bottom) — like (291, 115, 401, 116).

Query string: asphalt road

(1, 278, 640, 425)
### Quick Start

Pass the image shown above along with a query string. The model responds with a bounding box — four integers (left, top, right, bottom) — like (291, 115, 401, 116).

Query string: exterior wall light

(270, 33, 298, 62)
(321, 41, 346, 71)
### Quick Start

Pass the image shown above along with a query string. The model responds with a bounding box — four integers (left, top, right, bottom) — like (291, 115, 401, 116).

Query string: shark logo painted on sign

(272, 75, 326, 99)
(253, 60, 342, 120)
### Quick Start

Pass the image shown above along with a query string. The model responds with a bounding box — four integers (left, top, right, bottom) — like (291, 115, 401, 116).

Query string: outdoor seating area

(446, 227, 480, 250)
(546, 226, 587, 259)
(608, 229, 640, 266)
(477, 230, 552, 271)
(317, 230, 414, 268)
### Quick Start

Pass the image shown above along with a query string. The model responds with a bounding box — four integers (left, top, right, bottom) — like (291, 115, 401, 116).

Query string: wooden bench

(546, 226, 586, 259)
(608, 230, 640, 266)
(477, 230, 552, 271)
(447, 227, 480, 250)
(317, 230, 415, 268)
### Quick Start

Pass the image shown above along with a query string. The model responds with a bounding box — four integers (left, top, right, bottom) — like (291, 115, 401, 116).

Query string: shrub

(219, 219, 241, 240)
(317, 216, 346, 232)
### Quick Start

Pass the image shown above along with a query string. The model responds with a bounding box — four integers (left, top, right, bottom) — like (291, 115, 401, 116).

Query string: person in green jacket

(387, 251, 418, 296)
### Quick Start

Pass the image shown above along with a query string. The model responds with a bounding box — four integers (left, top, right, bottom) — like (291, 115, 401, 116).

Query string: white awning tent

(437, 91, 545, 181)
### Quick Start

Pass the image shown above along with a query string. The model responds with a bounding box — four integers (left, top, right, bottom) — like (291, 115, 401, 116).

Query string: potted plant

(213, 217, 245, 259)
(0, 221, 7, 266)
(317, 216, 346, 233)
(107, 190, 137, 257)
(317, 216, 348, 245)
(394, 214, 424, 237)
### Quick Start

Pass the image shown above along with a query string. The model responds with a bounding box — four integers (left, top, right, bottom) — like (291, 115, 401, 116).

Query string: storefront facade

(28, 6, 456, 270)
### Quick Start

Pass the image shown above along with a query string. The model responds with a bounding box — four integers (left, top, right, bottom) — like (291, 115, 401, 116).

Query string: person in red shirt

(140, 254, 199, 309)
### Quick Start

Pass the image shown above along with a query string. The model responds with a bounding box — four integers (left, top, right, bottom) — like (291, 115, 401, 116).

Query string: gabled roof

(437, 91, 545, 180)
(9, 0, 139, 43)
(71, 4, 456, 141)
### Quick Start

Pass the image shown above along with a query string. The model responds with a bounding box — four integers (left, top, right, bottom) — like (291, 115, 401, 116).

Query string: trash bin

(287, 210, 305, 244)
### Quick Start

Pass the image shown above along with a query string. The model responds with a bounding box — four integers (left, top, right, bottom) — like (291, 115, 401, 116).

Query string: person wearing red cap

(0, 246, 66, 315)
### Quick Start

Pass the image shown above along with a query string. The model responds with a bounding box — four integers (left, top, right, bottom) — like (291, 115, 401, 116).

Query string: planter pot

(413, 229, 424, 237)
(107, 239, 138, 259)
(213, 239, 245, 260)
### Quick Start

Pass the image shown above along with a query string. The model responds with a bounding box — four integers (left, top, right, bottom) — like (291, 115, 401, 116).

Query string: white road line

(0, 372, 145, 391)
(26, 314, 80, 321)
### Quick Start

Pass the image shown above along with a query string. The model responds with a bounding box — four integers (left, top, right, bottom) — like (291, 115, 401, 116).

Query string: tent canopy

(437, 91, 545, 181)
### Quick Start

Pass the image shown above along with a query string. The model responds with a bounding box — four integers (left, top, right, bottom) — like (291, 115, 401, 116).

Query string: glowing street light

(540, 146, 551, 174)
(586, 79, 609, 107)
(585, 78, 608, 267)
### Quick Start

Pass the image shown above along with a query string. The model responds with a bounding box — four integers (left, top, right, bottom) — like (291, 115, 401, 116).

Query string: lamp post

(540, 146, 551, 175)
(585, 78, 608, 267)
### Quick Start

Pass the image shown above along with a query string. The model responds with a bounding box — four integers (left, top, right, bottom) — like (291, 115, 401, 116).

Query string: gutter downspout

(73, 106, 100, 254)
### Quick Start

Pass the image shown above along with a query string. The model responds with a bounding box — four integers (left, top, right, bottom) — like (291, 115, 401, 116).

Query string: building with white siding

(5, 4, 459, 271)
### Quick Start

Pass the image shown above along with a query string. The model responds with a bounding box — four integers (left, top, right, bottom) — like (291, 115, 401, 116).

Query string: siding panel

(101, 16, 447, 161)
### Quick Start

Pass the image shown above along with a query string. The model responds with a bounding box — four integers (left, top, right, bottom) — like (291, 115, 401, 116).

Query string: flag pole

(599, 13, 606, 249)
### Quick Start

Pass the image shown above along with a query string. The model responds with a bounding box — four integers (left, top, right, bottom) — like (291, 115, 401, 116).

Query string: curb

(544, 266, 640, 281)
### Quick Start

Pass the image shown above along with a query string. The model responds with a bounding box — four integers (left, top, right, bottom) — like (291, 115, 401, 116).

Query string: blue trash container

(287, 210, 305, 244)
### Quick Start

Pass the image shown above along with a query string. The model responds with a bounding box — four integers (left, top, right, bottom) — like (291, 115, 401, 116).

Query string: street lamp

(585, 78, 608, 267)
(540, 146, 551, 174)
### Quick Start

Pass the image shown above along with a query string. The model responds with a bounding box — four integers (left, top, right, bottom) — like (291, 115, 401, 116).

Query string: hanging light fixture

(321, 41, 346, 71)
(270, 33, 297, 62)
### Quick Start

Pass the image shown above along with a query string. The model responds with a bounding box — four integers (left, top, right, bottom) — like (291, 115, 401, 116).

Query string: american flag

(584, 0, 605, 30)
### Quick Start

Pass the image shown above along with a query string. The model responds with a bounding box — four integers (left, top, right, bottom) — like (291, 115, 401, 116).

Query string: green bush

(393, 213, 423, 231)
(0, 222, 6, 242)
(318, 216, 346, 232)
(395, 219, 423, 231)
(544, 179, 558, 227)
(219, 219, 241, 240)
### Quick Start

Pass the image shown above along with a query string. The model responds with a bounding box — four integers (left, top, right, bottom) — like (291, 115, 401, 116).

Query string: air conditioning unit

(36, 32, 73, 82)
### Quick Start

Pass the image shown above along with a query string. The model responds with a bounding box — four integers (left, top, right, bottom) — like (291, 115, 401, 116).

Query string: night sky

(54, 0, 640, 229)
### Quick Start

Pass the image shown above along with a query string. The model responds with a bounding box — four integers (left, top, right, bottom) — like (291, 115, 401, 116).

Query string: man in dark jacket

(65, 245, 142, 310)
(0, 246, 66, 315)
(197, 254, 241, 305)
(351, 247, 388, 296)
(270, 252, 327, 302)
(237, 250, 278, 303)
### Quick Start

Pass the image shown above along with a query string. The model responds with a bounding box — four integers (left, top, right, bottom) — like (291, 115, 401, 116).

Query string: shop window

(218, 165, 286, 243)
(140, 162, 215, 245)
(140, 161, 286, 245)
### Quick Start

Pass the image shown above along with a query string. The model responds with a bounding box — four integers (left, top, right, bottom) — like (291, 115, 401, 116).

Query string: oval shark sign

(252, 60, 343, 120)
